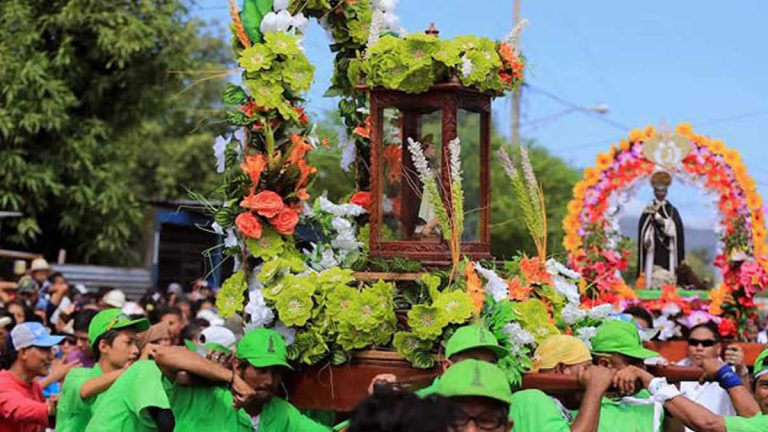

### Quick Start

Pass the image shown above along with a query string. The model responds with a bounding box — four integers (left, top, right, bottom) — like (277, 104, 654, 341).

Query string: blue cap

(10, 322, 64, 350)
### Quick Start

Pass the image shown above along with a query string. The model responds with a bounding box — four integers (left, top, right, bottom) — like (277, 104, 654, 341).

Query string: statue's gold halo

(643, 134, 692, 169)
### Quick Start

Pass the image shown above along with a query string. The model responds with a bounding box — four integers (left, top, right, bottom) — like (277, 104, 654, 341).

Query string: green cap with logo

(445, 325, 508, 360)
(436, 359, 513, 405)
(236, 328, 293, 370)
(754, 348, 768, 380)
(88, 308, 150, 349)
(591, 319, 659, 360)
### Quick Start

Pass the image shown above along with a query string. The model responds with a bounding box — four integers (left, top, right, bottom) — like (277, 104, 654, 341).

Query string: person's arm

(39, 358, 81, 388)
(0, 390, 51, 426)
(80, 368, 125, 400)
(700, 358, 760, 418)
(148, 407, 175, 432)
(570, 366, 614, 432)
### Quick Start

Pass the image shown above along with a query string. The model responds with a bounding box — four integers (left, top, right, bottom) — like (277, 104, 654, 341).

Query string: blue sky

(194, 0, 768, 229)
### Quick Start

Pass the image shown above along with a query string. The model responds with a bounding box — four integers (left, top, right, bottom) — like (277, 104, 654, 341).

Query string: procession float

(202, 0, 768, 411)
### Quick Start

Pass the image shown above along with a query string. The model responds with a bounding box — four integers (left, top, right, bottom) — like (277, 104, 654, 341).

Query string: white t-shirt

(676, 358, 736, 432)
(251, 415, 260, 431)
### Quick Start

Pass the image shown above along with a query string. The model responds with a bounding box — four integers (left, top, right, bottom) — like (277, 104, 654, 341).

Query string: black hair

(687, 321, 721, 342)
(623, 306, 655, 328)
(348, 384, 456, 432)
(0, 335, 18, 370)
(159, 306, 183, 319)
(92, 329, 121, 361)
(73, 309, 98, 333)
(180, 323, 202, 343)
(47, 272, 66, 283)
(7, 300, 35, 323)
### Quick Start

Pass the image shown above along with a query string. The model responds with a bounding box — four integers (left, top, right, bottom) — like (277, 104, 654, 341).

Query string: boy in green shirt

(751, 348, 768, 414)
(57, 309, 150, 432)
(234, 328, 331, 432)
(436, 359, 514, 432)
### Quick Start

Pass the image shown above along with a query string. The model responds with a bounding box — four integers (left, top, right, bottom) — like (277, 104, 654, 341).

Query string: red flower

(241, 154, 267, 186)
(287, 134, 312, 165)
(271, 207, 299, 236)
(235, 212, 262, 239)
(241, 190, 284, 218)
(350, 191, 371, 212)
(353, 116, 371, 139)
(294, 106, 309, 124)
(718, 318, 737, 338)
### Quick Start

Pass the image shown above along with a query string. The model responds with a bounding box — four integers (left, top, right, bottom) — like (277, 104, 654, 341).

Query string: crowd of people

(0, 258, 767, 431)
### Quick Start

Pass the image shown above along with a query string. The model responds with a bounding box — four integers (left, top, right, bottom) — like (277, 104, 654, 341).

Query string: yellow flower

(567, 200, 583, 217)
(564, 234, 582, 251)
(583, 167, 599, 184)
(708, 283, 728, 316)
(595, 152, 613, 171)
(747, 192, 763, 210)
(675, 123, 693, 136)
(619, 139, 630, 152)
(742, 176, 757, 193)
(628, 129, 644, 142)
(563, 213, 580, 234)
(573, 181, 588, 199)
(709, 139, 725, 155)
(723, 148, 741, 166)
(644, 126, 656, 139)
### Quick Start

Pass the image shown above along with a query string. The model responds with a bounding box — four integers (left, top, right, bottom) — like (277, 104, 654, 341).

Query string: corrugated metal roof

(52, 264, 151, 300)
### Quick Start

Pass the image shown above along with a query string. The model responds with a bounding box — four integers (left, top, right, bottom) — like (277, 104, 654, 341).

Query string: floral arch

(563, 123, 768, 335)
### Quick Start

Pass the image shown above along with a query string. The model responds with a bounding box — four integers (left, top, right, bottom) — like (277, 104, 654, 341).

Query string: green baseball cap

(436, 359, 513, 405)
(754, 348, 768, 379)
(88, 308, 150, 349)
(591, 320, 659, 360)
(445, 325, 508, 360)
(236, 328, 293, 370)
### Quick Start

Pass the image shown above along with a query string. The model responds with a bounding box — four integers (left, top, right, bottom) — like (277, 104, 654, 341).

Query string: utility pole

(511, 0, 522, 147)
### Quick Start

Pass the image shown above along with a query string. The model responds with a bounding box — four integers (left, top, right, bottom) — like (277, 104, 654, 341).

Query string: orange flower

(465, 262, 485, 317)
(675, 123, 693, 136)
(498, 43, 517, 65)
(353, 116, 371, 139)
(747, 192, 763, 210)
(709, 139, 725, 155)
(723, 148, 741, 166)
(296, 159, 317, 190)
(287, 134, 312, 165)
(383, 143, 403, 183)
(628, 129, 644, 142)
(507, 276, 531, 301)
(564, 234, 582, 251)
(573, 181, 588, 200)
(595, 152, 613, 171)
(321, 138, 331, 148)
(644, 126, 656, 139)
(350, 191, 372, 212)
(708, 283, 729, 315)
(612, 280, 637, 300)
(296, 188, 310, 201)
(583, 168, 600, 184)
(270, 207, 299, 236)
(241, 154, 267, 186)
(520, 256, 553, 285)
(235, 211, 262, 239)
(241, 190, 284, 218)
(619, 139, 630, 152)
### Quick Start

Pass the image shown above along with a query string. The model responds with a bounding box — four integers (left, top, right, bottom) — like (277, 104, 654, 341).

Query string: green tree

(0, 1, 228, 263)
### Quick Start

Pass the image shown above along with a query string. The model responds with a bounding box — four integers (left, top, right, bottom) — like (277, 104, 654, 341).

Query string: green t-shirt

(725, 414, 768, 432)
(163, 378, 250, 432)
(510, 389, 570, 432)
(84, 360, 171, 432)
(586, 390, 663, 432)
(235, 397, 331, 432)
(57, 365, 103, 432)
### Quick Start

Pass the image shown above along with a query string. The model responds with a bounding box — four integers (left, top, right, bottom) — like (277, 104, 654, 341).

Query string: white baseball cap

(103, 290, 127, 308)
(11, 322, 64, 350)
(199, 326, 237, 353)
(29, 258, 51, 272)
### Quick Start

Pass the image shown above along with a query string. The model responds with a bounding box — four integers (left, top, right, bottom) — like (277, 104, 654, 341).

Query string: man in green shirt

(751, 348, 768, 414)
(436, 359, 514, 432)
(589, 319, 666, 432)
(57, 308, 150, 432)
(510, 335, 614, 432)
(234, 327, 331, 431)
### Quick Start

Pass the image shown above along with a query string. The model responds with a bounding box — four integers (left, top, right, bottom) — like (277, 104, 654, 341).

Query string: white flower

(331, 216, 353, 232)
(587, 304, 614, 320)
(576, 326, 598, 349)
(382, 196, 393, 213)
(553, 275, 580, 305)
(273, 0, 289, 11)
(310, 245, 340, 271)
(211, 221, 224, 236)
(233, 255, 242, 273)
(503, 19, 529, 55)
(234, 128, 246, 157)
(561, 303, 587, 325)
(504, 322, 534, 354)
(367, 10, 384, 53)
(340, 135, 355, 172)
(261, 10, 292, 34)
(224, 229, 239, 248)
(460, 55, 474, 78)
(331, 231, 362, 252)
(661, 302, 681, 316)
(473, 263, 508, 302)
(545, 258, 581, 279)
(273, 321, 296, 346)
(318, 196, 366, 218)
(290, 12, 309, 31)
(373, 0, 398, 12)
(654, 315, 682, 341)
(213, 135, 229, 173)
(448, 137, 462, 184)
(407, 137, 433, 183)
(244, 288, 275, 328)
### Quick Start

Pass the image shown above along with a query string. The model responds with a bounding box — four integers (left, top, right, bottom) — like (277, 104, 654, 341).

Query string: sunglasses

(452, 411, 507, 431)
(688, 338, 717, 348)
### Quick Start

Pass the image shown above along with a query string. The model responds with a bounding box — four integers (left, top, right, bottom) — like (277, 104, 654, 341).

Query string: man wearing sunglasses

(437, 359, 514, 432)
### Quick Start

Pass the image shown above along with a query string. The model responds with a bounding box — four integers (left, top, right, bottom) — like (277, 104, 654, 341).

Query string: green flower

(327, 285, 359, 317)
(275, 283, 314, 327)
(395, 62, 436, 94)
(368, 280, 395, 310)
(216, 271, 247, 318)
(420, 274, 443, 301)
(433, 289, 473, 325)
(292, 329, 330, 365)
(264, 32, 302, 57)
(337, 322, 376, 351)
(393, 331, 432, 356)
(345, 6, 372, 44)
(316, 267, 356, 288)
(513, 299, 560, 344)
(352, 289, 385, 331)
(245, 78, 285, 109)
(408, 304, 446, 340)
(372, 315, 397, 346)
(262, 279, 286, 301)
(280, 56, 315, 94)
(245, 227, 285, 261)
(257, 258, 285, 284)
(433, 39, 463, 67)
(238, 44, 275, 72)
(403, 33, 441, 66)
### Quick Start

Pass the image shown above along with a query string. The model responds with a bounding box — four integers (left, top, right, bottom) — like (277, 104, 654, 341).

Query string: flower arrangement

(563, 123, 768, 337)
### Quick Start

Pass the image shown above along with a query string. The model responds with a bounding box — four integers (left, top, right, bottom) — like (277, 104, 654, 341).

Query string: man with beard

(234, 328, 330, 431)
(56, 309, 150, 432)
(0, 322, 64, 432)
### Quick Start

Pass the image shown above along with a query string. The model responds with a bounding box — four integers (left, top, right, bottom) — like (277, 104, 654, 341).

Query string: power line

(524, 84, 631, 132)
